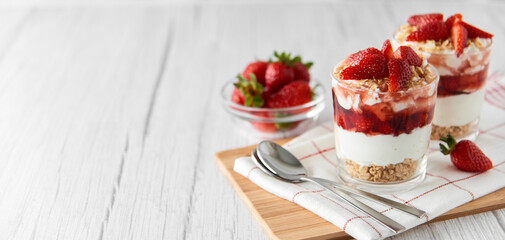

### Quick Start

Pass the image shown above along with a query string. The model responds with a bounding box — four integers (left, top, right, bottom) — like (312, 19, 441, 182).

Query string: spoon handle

(302, 177, 406, 233)
(312, 177, 426, 218)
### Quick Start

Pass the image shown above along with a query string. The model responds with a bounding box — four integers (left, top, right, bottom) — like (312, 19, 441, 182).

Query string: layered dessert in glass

(394, 13, 493, 141)
(332, 41, 439, 192)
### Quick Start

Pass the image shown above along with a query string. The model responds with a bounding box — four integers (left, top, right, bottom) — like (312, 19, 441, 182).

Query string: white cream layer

(334, 125, 431, 166)
(433, 88, 485, 126)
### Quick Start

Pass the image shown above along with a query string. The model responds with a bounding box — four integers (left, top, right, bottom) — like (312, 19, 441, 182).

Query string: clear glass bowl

(221, 79, 325, 140)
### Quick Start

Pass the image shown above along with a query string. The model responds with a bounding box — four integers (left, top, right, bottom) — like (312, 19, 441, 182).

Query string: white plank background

(0, 1, 504, 239)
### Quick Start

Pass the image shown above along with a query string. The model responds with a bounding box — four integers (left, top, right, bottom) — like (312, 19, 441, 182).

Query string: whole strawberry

(242, 61, 268, 85)
(265, 52, 295, 93)
(266, 81, 312, 108)
(292, 61, 312, 82)
(440, 134, 493, 172)
(231, 87, 245, 105)
(233, 74, 265, 107)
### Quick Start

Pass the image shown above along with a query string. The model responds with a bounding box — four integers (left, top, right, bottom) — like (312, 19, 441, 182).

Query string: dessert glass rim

(391, 32, 493, 56)
(331, 63, 439, 94)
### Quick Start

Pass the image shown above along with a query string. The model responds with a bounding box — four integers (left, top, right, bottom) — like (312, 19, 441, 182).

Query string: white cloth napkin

(234, 72, 505, 240)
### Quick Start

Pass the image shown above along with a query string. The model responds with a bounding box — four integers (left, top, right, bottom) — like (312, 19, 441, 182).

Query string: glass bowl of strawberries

(221, 51, 325, 139)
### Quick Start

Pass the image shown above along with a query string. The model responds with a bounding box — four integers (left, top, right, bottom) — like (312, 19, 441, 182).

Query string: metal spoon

(252, 147, 425, 218)
(256, 140, 406, 233)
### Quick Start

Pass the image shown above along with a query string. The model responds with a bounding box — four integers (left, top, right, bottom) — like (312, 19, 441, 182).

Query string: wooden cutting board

(215, 139, 505, 240)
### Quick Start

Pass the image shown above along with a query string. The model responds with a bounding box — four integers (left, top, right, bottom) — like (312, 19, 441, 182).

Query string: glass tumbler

(332, 64, 439, 193)
(423, 45, 492, 141)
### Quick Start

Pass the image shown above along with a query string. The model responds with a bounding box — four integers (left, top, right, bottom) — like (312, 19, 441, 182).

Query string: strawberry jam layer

(437, 66, 488, 97)
(332, 89, 435, 136)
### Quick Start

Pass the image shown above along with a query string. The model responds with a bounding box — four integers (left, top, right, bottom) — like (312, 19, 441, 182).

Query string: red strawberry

(250, 122, 278, 133)
(377, 122, 394, 134)
(340, 54, 388, 80)
(292, 61, 311, 82)
(266, 81, 312, 108)
(460, 21, 493, 39)
(452, 22, 468, 57)
(388, 59, 412, 92)
(406, 21, 449, 41)
(231, 87, 244, 105)
(381, 40, 395, 60)
(445, 13, 462, 29)
(265, 51, 301, 93)
(346, 48, 383, 66)
(242, 61, 268, 85)
(440, 134, 493, 172)
(354, 115, 373, 132)
(394, 46, 422, 66)
(408, 13, 443, 27)
(265, 62, 294, 93)
(234, 74, 265, 107)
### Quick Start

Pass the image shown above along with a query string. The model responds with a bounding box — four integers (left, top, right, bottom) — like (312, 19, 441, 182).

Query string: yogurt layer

(334, 125, 431, 166)
(433, 88, 485, 126)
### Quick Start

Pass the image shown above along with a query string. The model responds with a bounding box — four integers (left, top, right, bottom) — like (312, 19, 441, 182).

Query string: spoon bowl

(256, 140, 307, 182)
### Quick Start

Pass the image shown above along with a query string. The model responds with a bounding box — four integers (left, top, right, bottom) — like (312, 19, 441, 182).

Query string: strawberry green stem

(439, 134, 457, 155)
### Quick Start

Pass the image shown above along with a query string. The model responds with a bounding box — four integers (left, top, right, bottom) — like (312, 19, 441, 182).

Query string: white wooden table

(1, 1, 504, 239)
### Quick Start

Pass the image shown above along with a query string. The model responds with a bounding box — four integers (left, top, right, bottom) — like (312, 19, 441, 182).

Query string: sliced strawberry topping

(451, 22, 468, 57)
(345, 48, 382, 66)
(381, 40, 394, 60)
(242, 61, 268, 85)
(266, 81, 312, 108)
(460, 21, 494, 39)
(440, 134, 493, 172)
(388, 59, 411, 92)
(340, 54, 388, 80)
(408, 13, 443, 27)
(445, 13, 462, 29)
(394, 46, 422, 66)
(406, 21, 449, 41)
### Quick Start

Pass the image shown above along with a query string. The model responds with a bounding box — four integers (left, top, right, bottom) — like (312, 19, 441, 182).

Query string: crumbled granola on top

(334, 61, 435, 92)
(394, 24, 491, 53)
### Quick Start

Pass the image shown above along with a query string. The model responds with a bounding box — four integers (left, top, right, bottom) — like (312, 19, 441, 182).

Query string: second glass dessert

(332, 41, 439, 192)
(394, 13, 493, 141)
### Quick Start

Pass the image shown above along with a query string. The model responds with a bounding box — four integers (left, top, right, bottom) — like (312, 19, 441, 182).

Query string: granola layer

(431, 122, 473, 140)
(344, 159, 419, 183)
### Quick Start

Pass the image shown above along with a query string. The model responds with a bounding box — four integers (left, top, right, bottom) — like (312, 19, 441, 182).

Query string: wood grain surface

(0, 1, 504, 240)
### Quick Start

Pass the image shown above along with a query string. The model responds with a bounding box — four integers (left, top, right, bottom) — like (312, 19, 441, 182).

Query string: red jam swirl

(437, 66, 488, 97)
(332, 87, 435, 136)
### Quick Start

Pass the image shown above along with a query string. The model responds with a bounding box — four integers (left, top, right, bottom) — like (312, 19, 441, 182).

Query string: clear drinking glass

(423, 45, 492, 141)
(332, 64, 439, 193)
